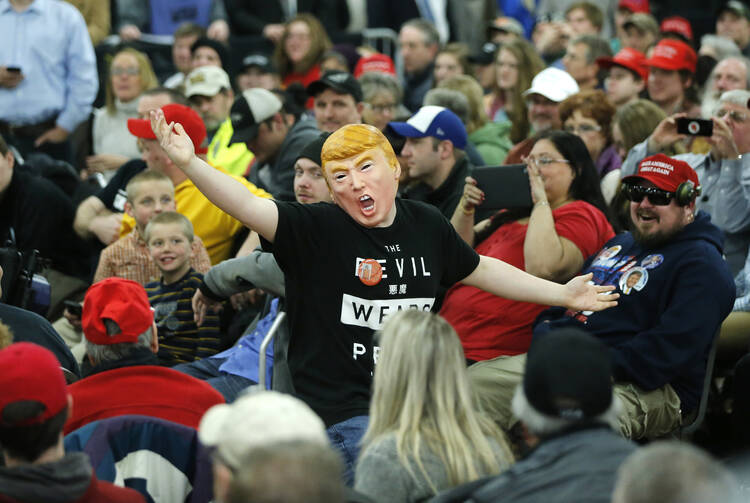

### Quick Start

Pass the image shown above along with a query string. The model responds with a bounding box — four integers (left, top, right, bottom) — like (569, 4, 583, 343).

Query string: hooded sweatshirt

(534, 211, 735, 412)
(469, 121, 513, 166)
(0, 452, 143, 503)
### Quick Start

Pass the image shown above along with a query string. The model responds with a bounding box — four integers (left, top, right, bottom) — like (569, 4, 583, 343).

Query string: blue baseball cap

(388, 106, 468, 149)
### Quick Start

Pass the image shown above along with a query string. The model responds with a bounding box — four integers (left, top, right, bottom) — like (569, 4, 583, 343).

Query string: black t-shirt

(95, 160, 146, 212)
(264, 198, 480, 426)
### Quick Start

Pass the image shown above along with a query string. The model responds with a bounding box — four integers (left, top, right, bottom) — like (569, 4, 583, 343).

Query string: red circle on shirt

(358, 259, 383, 286)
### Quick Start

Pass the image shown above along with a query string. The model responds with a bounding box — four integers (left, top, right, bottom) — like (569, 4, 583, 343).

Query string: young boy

(94, 170, 211, 285)
(55, 170, 213, 362)
(144, 211, 220, 366)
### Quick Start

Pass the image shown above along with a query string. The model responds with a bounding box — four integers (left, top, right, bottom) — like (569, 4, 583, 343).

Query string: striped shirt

(94, 230, 211, 285)
(146, 269, 221, 366)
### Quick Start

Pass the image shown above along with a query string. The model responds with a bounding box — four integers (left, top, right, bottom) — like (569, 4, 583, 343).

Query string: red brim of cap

(597, 57, 648, 81)
(645, 56, 694, 73)
(127, 117, 208, 155)
(127, 117, 156, 140)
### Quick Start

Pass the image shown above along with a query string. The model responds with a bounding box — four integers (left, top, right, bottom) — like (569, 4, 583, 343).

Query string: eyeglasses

(622, 184, 675, 206)
(111, 67, 139, 76)
(564, 123, 602, 135)
(367, 102, 397, 114)
(717, 109, 748, 123)
(524, 156, 571, 168)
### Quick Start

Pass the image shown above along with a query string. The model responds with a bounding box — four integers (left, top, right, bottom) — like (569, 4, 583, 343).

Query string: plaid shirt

(94, 230, 211, 286)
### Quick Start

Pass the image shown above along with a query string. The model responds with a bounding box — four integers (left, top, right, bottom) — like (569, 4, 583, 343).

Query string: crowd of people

(2, 0, 750, 501)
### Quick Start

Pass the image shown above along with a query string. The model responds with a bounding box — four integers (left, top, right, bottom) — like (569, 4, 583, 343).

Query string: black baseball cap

(229, 88, 283, 145)
(306, 71, 363, 102)
(469, 42, 498, 65)
(241, 53, 275, 73)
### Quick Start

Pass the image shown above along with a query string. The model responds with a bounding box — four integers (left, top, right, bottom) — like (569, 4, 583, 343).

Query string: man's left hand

(708, 117, 741, 160)
(565, 273, 619, 312)
(35, 126, 69, 147)
(207, 20, 229, 42)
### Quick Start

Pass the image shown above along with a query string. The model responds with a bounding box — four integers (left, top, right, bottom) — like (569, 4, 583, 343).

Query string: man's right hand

(647, 113, 687, 153)
(119, 24, 142, 41)
(90, 213, 123, 245)
(0, 67, 23, 89)
(150, 109, 195, 170)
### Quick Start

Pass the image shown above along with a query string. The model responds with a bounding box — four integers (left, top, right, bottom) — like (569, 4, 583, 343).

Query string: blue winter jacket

(534, 211, 735, 412)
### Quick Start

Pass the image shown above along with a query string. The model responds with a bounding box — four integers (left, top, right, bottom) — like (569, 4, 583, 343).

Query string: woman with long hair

(440, 131, 616, 365)
(483, 38, 544, 144)
(87, 47, 158, 178)
(355, 310, 513, 503)
(273, 14, 332, 89)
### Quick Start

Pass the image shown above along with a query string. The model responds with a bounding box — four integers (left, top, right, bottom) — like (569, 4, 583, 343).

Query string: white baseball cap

(522, 68, 580, 103)
(184, 66, 231, 98)
(198, 391, 328, 469)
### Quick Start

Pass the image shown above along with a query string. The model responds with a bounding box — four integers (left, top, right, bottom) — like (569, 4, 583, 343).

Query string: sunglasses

(622, 184, 675, 206)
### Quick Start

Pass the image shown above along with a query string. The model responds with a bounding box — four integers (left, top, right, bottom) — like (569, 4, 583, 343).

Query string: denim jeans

(327, 415, 369, 486)
(172, 357, 255, 403)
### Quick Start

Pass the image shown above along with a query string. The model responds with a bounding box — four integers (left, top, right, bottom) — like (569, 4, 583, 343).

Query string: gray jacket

(431, 426, 636, 503)
(203, 248, 284, 299)
(623, 139, 750, 274)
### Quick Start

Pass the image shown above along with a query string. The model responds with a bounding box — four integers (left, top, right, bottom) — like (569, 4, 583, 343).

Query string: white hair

(511, 385, 623, 436)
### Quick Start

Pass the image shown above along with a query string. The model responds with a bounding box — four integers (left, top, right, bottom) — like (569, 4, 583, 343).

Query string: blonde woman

(355, 310, 513, 503)
(87, 47, 158, 178)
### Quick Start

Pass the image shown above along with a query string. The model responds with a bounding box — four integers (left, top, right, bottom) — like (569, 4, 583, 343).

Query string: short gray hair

(402, 18, 440, 47)
(700, 35, 741, 62)
(511, 385, 622, 436)
(719, 88, 750, 109)
(85, 319, 154, 365)
(423, 88, 470, 126)
(571, 34, 612, 64)
(359, 72, 403, 103)
(612, 442, 739, 503)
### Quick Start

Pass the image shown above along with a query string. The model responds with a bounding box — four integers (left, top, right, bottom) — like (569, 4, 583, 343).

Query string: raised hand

(525, 159, 548, 205)
(564, 273, 619, 312)
(648, 114, 687, 152)
(708, 116, 740, 160)
(150, 109, 195, 170)
(459, 176, 484, 214)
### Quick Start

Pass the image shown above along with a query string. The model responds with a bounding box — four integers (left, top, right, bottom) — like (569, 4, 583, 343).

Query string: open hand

(150, 109, 194, 170)
(524, 159, 548, 205)
(192, 289, 223, 327)
(564, 273, 619, 312)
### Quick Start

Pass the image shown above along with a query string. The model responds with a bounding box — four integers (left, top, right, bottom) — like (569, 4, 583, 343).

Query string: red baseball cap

(128, 103, 208, 155)
(82, 278, 154, 346)
(618, 0, 649, 13)
(623, 153, 700, 192)
(597, 47, 649, 81)
(0, 343, 68, 426)
(354, 53, 397, 78)
(645, 39, 697, 73)
(660, 16, 693, 42)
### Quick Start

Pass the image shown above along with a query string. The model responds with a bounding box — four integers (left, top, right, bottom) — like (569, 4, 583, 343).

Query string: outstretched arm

(462, 255, 618, 312)
(150, 110, 279, 242)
